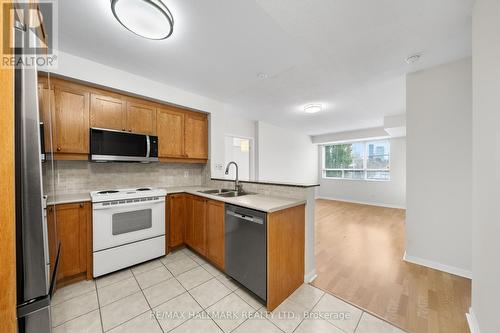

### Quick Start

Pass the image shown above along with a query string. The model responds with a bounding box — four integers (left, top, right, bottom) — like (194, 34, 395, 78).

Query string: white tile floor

(51, 248, 406, 333)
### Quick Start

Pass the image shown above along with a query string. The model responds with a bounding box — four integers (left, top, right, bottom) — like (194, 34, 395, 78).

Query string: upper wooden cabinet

(38, 80, 55, 151)
(185, 112, 208, 159)
(126, 100, 156, 135)
(157, 107, 185, 158)
(53, 83, 90, 155)
(90, 93, 126, 131)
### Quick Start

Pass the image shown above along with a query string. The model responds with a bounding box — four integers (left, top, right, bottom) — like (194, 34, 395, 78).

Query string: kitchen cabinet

(190, 196, 207, 256)
(38, 80, 55, 151)
(185, 112, 208, 160)
(47, 202, 92, 286)
(126, 100, 156, 135)
(206, 199, 225, 269)
(157, 107, 185, 158)
(53, 83, 90, 156)
(90, 93, 126, 131)
(167, 193, 186, 249)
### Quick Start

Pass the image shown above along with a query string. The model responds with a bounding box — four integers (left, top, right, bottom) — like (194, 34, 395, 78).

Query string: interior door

(126, 101, 156, 135)
(90, 93, 126, 131)
(53, 84, 90, 154)
(157, 107, 185, 158)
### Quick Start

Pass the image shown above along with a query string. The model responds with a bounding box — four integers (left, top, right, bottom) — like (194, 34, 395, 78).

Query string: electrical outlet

(184, 171, 189, 177)
(215, 163, 223, 171)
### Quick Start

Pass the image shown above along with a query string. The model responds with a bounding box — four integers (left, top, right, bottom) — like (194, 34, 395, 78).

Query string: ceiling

(57, 0, 473, 135)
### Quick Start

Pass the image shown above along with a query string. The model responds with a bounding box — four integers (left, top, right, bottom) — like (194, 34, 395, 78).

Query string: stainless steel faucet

(225, 161, 242, 192)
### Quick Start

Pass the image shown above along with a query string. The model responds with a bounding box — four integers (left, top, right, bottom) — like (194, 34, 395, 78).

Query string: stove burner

(136, 188, 152, 191)
(97, 190, 119, 194)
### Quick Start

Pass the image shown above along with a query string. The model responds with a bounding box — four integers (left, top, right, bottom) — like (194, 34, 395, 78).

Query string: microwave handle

(146, 135, 150, 158)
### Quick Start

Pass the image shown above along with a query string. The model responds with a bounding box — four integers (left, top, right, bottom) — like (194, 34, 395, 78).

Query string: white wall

(256, 121, 318, 184)
(406, 58, 472, 277)
(470, 1, 500, 332)
(317, 137, 406, 208)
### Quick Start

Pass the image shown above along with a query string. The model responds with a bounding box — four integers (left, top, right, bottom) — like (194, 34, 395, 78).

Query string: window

(322, 139, 390, 181)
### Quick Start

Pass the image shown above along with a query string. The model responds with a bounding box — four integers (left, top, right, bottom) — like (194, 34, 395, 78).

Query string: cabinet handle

(79, 203, 84, 208)
(128, 129, 132, 132)
(56, 147, 61, 151)
(122, 128, 126, 131)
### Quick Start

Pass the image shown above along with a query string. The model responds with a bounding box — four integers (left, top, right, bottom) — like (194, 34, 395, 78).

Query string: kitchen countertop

(46, 186, 306, 213)
(210, 178, 320, 188)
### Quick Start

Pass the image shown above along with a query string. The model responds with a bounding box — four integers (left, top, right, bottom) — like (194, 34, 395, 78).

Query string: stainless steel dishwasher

(225, 204, 267, 302)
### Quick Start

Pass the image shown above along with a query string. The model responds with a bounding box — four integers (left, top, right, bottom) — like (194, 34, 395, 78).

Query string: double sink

(198, 188, 255, 198)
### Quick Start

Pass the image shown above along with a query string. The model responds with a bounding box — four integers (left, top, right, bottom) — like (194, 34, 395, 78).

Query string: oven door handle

(93, 198, 165, 210)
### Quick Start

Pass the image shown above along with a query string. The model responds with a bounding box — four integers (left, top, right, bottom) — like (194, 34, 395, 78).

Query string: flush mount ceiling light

(111, 0, 174, 40)
(304, 104, 323, 114)
(405, 53, 422, 64)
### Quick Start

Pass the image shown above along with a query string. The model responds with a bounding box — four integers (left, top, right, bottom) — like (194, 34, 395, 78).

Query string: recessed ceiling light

(257, 72, 269, 79)
(405, 53, 422, 64)
(111, 0, 174, 40)
(304, 104, 322, 114)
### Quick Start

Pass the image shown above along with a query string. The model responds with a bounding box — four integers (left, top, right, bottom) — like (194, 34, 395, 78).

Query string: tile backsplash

(43, 161, 205, 194)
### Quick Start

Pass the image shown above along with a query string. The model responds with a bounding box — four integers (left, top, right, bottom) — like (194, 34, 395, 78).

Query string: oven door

(93, 197, 165, 252)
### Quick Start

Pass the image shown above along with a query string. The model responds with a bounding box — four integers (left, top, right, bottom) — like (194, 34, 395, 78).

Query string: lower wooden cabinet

(47, 202, 92, 286)
(206, 200, 225, 269)
(167, 194, 186, 249)
(175, 195, 224, 269)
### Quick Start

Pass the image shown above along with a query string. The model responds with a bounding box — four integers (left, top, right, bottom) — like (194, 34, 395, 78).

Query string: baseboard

(315, 196, 406, 209)
(304, 269, 317, 283)
(403, 251, 472, 279)
(466, 307, 481, 333)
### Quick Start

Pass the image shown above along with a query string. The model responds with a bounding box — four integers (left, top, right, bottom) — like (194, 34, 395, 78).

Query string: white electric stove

(90, 187, 167, 277)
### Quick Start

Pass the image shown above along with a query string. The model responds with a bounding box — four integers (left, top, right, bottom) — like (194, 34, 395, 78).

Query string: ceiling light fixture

(304, 104, 323, 114)
(405, 53, 422, 64)
(111, 0, 174, 40)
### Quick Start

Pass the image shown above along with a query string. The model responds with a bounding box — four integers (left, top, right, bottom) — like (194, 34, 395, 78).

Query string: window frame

(321, 139, 391, 181)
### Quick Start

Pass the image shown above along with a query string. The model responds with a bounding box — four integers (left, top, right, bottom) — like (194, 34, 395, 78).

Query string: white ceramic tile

(215, 275, 240, 291)
(52, 309, 102, 333)
(130, 259, 163, 275)
(287, 284, 324, 310)
(355, 313, 405, 333)
(189, 278, 232, 309)
(164, 256, 199, 276)
(96, 269, 133, 289)
(180, 247, 197, 258)
(232, 317, 282, 333)
(311, 293, 363, 333)
(100, 292, 149, 331)
(134, 266, 173, 289)
(295, 318, 344, 333)
(206, 293, 256, 332)
(143, 277, 186, 308)
(201, 263, 223, 277)
(153, 292, 203, 332)
(51, 291, 99, 327)
(108, 311, 162, 333)
(98, 277, 140, 306)
(268, 299, 308, 333)
(170, 314, 223, 333)
(190, 254, 209, 265)
(160, 250, 189, 265)
(52, 280, 96, 306)
(234, 288, 265, 310)
(176, 266, 213, 290)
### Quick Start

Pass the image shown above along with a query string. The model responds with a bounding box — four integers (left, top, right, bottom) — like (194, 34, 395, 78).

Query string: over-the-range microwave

(90, 128, 159, 163)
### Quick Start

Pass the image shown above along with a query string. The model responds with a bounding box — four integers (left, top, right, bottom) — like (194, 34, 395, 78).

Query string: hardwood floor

(311, 199, 471, 333)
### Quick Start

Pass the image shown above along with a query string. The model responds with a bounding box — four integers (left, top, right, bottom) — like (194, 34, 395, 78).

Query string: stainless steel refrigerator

(14, 22, 59, 333)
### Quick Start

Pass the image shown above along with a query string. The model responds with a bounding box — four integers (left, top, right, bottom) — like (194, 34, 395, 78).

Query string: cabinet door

(191, 196, 207, 255)
(206, 200, 225, 269)
(90, 93, 126, 131)
(126, 101, 156, 135)
(53, 84, 90, 154)
(168, 194, 186, 248)
(157, 107, 185, 158)
(38, 81, 55, 152)
(184, 195, 194, 248)
(185, 112, 208, 159)
(50, 203, 90, 282)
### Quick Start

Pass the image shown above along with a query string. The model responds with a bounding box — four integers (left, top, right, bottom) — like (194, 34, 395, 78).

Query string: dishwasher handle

(227, 210, 264, 224)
